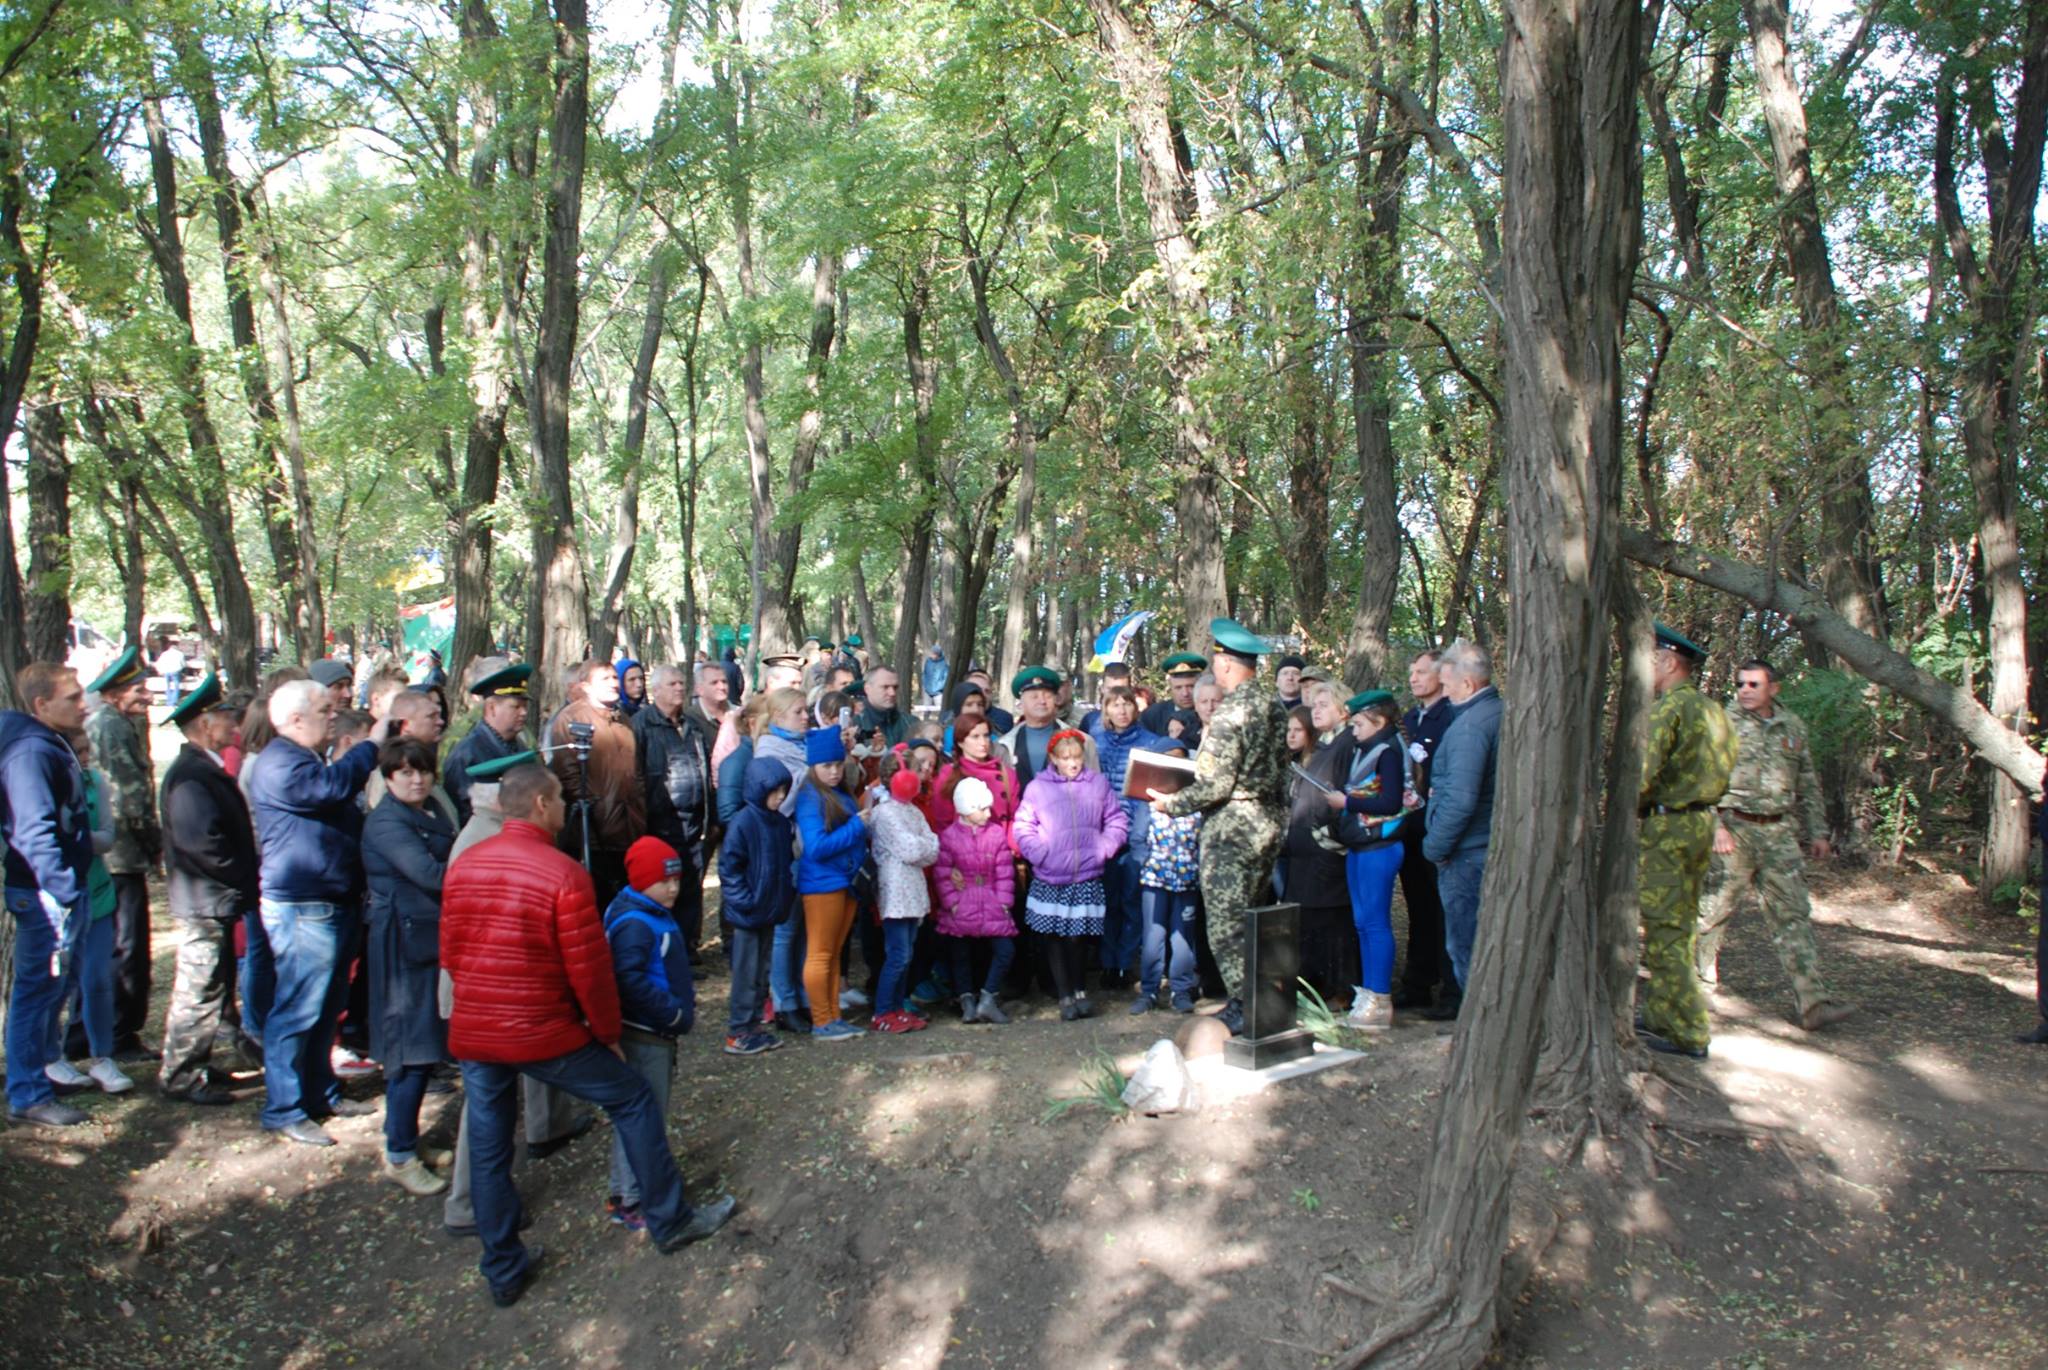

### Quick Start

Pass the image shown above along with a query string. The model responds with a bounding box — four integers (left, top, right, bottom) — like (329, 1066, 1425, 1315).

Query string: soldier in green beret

(81, 646, 161, 1059)
(1636, 624, 1739, 1059)
(444, 663, 532, 828)
(1147, 620, 1290, 1034)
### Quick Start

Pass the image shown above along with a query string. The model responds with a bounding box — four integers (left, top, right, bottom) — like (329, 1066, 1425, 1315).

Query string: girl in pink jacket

(1013, 730, 1128, 1021)
(933, 776, 1017, 1025)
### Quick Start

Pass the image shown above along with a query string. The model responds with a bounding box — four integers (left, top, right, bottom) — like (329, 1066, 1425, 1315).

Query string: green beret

(469, 663, 532, 699)
(1161, 652, 1208, 676)
(843, 678, 868, 701)
(1012, 665, 1062, 695)
(163, 672, 228, 728)
(1209, 617, 1273, 661)
(467, 749, 540, 781)
(1653, 621, 1708, 663)
(1346, 688, 1396, 714)
(88, 645, 148, 695)
(845, 634, 863, 648)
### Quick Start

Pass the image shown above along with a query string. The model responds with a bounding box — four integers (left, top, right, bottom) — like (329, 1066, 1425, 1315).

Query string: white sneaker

(838, 987, 870, 1011)
(44, 1059, 91, 1089)
(1346, 989, 1393, 1032)
(86, 1058, 135, 1094)
(331, 1047, 380, 1080)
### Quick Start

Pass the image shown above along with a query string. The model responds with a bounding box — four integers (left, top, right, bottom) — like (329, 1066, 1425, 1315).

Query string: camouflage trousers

(1199, 800, 1285, 999)
(1639, 810, 1714, 1052)
(159, 915, 236, 1096)
(1696, 816, 1829, 1018)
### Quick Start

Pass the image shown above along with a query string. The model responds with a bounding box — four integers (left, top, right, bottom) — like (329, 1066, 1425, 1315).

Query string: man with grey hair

(1419, 640, 1502, 1018)
(635, 664, 712, 949)
(248, 679, 390, 1146)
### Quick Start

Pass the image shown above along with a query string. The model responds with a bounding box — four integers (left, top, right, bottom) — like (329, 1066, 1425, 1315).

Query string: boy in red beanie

(600, 835, 697, 1231)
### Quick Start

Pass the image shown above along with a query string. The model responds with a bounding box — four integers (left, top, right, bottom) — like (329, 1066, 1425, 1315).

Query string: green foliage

(1039, 1049, 1130, 1125)
(1775, 670, 1877, 773)
(1297, 981, 1369, 1052)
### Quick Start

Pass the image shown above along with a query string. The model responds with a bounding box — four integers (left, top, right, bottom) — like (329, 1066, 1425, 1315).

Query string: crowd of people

(0, 616, 1883, 1304)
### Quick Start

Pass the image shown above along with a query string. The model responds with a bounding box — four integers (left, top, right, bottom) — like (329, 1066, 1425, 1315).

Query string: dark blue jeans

(385, 1063, 434, 1161)
(945, 934, 1014, 996)
(875, 919, 918, 1015)
(240, 907, 276, 1046)
(1099, 836, 1147, 975)
(259, 898, 358, 1129)
(725, 925, 773, 1032)
(5, 887, 77, 1111)
(462, 1043, 693, 1294)
(1434, 847, 1488, 990)
(1139, 887, 1198, 999)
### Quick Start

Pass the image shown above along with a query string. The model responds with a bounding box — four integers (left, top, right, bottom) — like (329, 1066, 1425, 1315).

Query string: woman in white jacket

(868, 761, 940, 1032)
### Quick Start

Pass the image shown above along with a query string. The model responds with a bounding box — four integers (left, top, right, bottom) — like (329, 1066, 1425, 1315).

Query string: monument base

(1224, 1026, 1316, 1071)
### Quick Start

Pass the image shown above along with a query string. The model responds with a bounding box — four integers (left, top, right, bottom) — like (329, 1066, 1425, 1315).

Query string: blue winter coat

(603, 886, 695, 1037)
(1088, 718, 1173, 853)
(793, 781, 868, 895)
(716, 736, 755, 825)
(248, 736, 380, 903)
(718, 758, 796, 929)
(1424, 687, 1503, 863)
(0, 711, 91, 915)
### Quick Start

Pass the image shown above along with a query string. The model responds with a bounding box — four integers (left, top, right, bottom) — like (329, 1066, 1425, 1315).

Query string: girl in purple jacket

(1013, 730, 1128, 1021)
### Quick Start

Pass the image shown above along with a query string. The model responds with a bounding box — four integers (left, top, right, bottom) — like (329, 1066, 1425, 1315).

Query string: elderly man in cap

(1142, 653, 1205, 740)
(1146, 620, 1290, 1035)
(444, 661, 533, 827)
(157, 675, 260, 1105)
(1635, 623, 1738, 1060)
(1000, 667, 1068, 785)
(79, 646, 162, 1061)
(1274, 655, 1307, 711)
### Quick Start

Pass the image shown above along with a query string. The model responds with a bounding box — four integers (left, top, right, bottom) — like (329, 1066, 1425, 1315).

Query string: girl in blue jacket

(793, 728, 868, 1042)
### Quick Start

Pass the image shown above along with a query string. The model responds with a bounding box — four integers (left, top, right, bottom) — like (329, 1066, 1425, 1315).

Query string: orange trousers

(802, 890, 858, 1026)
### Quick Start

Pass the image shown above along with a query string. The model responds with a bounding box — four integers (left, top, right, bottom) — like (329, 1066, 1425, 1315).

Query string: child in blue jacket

(717, 757, 794, 1056)
(793, 727, 868, 1042)
(601, 836, 697, 1232)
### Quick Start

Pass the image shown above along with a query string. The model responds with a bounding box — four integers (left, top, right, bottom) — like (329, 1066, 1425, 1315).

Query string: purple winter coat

(1013, 767, 1127, 887)
(934, 818, 1017, 938)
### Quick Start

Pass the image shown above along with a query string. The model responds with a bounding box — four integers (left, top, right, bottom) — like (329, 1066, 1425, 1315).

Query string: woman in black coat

(362, 737, 456, 1197)
(1281, 706, 1361, 1001)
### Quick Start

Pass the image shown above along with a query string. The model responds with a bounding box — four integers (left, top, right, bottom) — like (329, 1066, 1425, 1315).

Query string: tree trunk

(594, 249, 670, 659)
(765, 252, 841, 624)
(673, 264, 709, 662)
(115, 472, 147, 647)
(1932, 14, 2048, 903)
(253, 218, 326, 655)
(23, 399, 71, 663)
(1286, 352, 1332, 633)
(525, 0, 594, 718)
(0, 149, 42, 698)
(992, 413, 1040, 703)
(895, 268, 940, 686)
(1343, 0, 1643, 1357)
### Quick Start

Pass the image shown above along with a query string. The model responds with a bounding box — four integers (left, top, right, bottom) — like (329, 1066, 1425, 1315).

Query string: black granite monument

(1225, 902, 1317, 1069)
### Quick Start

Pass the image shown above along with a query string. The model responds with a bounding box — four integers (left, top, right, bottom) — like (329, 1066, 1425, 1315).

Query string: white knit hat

(952, 776, 994, 816)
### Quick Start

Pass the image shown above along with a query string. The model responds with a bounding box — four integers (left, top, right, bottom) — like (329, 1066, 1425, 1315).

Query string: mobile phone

(839, 707, 852, 729)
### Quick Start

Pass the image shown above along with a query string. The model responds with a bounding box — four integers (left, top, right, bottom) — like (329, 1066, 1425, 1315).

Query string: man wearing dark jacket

(633, 666, 712, 949)
(1, 662, 94, 1127)
(548, 660, 645, 908)
(857, 667, 911, 747)
(158, 676, 259, 1105)
(442, 764, 733, 1306)
(249, 679, 389, 1145)
(1396, 650, 1457, 1014)
(1422, 641, 1503, 1005)
(443, 662, 532, 827)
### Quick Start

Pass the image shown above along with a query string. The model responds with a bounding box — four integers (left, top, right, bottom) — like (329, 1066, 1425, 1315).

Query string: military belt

(1726, 810, 1786, 825)
(1639, 802, 1714, 818)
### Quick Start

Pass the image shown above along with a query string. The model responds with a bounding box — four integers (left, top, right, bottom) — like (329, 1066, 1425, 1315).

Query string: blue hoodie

(0, 710, 91, 914)
(717, 758, 796, 929)
(793, 776, 868, 895)
(603, 884, 695, 1036)
(615, 658, 644, 717)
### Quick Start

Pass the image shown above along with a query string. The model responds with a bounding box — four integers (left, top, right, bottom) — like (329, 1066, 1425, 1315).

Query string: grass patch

(1040, 1049, 1131, 1124)
(1297, 980, 1371, 1051)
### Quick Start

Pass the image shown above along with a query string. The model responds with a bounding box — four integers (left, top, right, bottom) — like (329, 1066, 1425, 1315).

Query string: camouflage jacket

(88, 705, 159, 873)
(1640, 681, 1736, 813)
(1160, 677, 1289, 818)
(1716, 705, 1825, 840)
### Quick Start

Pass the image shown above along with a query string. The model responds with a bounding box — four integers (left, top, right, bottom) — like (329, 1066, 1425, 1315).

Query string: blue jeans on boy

(769, 906, 808, 1013)
(725, 925, 772, 1033)
(1434, 847, 1487, 990)
(6, 887, 78, 1111)
(1344, 843, 1405, 995)
(259, 898, 358, 1129)
(1138, 887, 1197, 1000)
(875, 919, 918, 1016)
(1100, 838, 1147, 977)
(56, 913, 116, 1060)
(607, 1033, 676, 1208)
(240, 907, 275, 1047)
(463, 1043, 693, 1295)
(385, 1063, 434, 1162)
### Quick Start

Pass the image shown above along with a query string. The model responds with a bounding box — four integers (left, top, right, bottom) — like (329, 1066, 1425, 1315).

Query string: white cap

(952, 776, 994, 816)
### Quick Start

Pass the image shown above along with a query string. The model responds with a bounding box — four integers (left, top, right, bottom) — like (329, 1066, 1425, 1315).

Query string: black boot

(1216, 998, 1244, 1036)
(2016, 1019, 2048, 1045)
(1421, 991, 1463, 1023)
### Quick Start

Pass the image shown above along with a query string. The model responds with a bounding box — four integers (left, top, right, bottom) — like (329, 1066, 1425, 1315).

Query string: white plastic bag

(1121, 1039, 1200, 1115)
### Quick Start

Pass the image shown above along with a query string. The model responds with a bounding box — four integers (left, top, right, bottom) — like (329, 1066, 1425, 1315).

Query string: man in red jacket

(442, 763, 734, 1306)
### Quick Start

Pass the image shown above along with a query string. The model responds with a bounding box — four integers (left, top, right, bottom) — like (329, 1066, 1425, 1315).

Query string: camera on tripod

(565, 720, 595, 754)
(564, 721, 596, 870)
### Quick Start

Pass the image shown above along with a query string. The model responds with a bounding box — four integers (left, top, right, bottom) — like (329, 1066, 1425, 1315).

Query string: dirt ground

(0, 861, 2043, 1369)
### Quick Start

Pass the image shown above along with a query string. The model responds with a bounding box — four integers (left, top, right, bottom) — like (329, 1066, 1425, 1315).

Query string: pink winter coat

(1012, 768, 1127, 887)
(934, 819, 1018, 938)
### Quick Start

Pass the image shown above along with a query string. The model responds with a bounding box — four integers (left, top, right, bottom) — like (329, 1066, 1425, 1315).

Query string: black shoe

(773, 1009, 813, 1034)
(490, 1245, 546, 1307)
(1058, 996, 1080, 1022)
(1635, 1027, 1708, 1060)
(1421, 995, 1463, 1023)
(444, 1211, 534, 1241)
(270, 1118, 336, 1147)
(526, 1112, 595, 1161)
(112, 1042, 159, 1065)
(2016, 1020, 2048, 1045)
(656, 1195, 737, 1252)
(1391, 987, 1434, 1011)
(1128, 994, 1153, 1016)
(166, 1083, 235, 1107)
(1073, 993, 1096, 1020)
(10, 1100, 89, 1128)
(1216, 998, 1245, 1037)
(319, 1096, 378, 1119)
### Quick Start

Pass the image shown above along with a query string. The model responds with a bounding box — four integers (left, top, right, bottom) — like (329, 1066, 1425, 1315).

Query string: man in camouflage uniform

(81, 647, 161, 1060)
(1149, 618, 1289, 1035)
(1696, 660, 1856, 1031)
(1636, 624, 1738, 1059)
